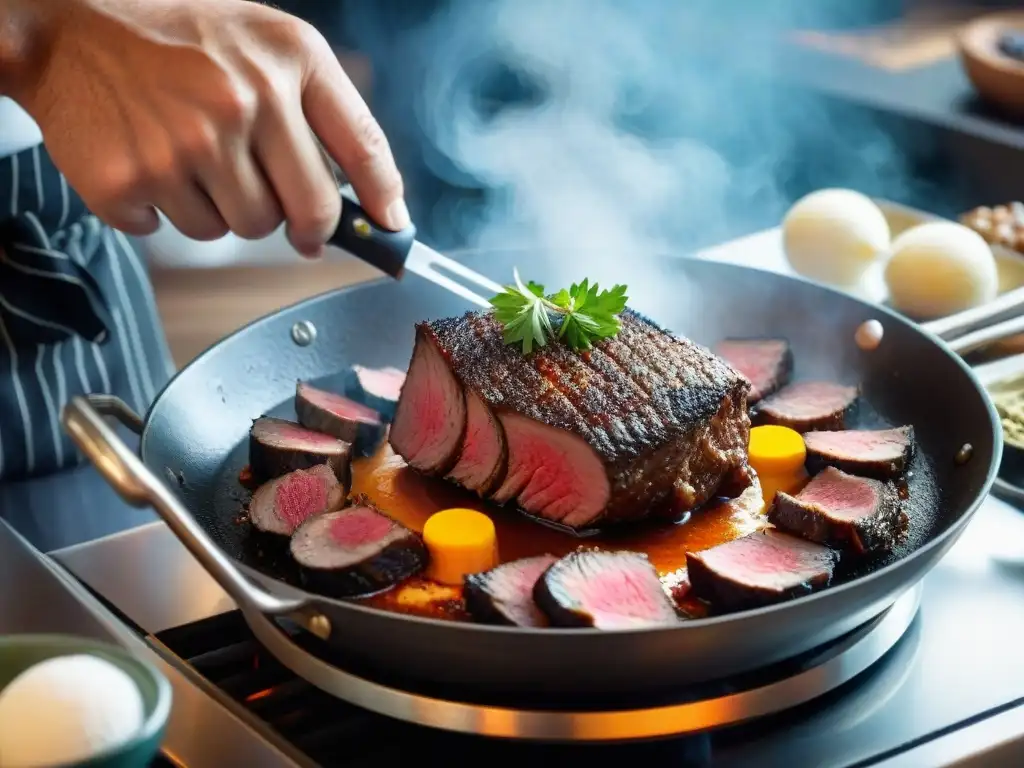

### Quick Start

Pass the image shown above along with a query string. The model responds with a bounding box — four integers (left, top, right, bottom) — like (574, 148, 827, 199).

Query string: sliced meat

(295, 381, 386, 455)
(714, 338, 792, 404)
(533, 550, 679, 629)
(248, 465, 344, 536)
(445, 389, 508, 495)
(290, 502, 427, 597)
(754, 381, 859, 432)
(463, 554, 558, 627)
(249, 416, 352, 484)
(685, 529, 837, 611)
(392, 310, 751, 530)
(803, 426, 915, 480)
(347, 365, 406, 421)
(768, 466, 905, 556)
(389, 328, 467, 475)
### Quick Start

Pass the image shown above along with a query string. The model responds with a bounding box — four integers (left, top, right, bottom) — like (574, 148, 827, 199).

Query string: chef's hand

(4, 0, 408, 256)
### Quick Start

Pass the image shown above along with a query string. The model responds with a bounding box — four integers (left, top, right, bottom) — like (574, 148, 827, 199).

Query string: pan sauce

(348, 441, 770, 620)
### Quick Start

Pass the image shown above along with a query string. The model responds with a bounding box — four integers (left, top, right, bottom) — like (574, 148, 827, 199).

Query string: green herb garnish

(488, 269, 629, 353)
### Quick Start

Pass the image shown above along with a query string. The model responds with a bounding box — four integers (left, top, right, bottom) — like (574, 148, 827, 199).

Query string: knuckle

(211, 83, 258, 131)
(350, 112, 392, 165)
(92, 155, 149, 209)
(290, 194, 340, 241)
(178, 121, 220, 165)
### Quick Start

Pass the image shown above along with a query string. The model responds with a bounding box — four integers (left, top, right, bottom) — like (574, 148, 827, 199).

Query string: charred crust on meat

(397, 309, 752, 527)
(753, 382, 860, 433)
(768, 467, 906, 556)
(463, 554, 557, 627)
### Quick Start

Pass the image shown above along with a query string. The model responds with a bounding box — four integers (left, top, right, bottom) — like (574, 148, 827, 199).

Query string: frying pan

(61, 217, 1020, 698)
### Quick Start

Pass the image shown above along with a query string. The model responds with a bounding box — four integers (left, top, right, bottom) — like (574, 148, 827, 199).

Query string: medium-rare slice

(754, 381, 859, 433)
(685, 529, 837, 611)
(391, 309, 751, 530)
(803, 426, 915, 480)
(248, 464, 345, 536)
(533, 550, 679, 629)
(445, 389, 508, 495)
(346, 365, 406, 421)
(714, 338, 792, 404)
(768, 466, 905, 556)
(249, 416, 352, 483)
(290, 501, 427, 597)
(389, 328, 467, 475)
(295, 381, 386, 455)
(464, 554, 558, 627)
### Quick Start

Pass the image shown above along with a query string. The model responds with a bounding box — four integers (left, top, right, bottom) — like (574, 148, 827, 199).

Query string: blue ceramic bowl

(0, 634, 172, 768)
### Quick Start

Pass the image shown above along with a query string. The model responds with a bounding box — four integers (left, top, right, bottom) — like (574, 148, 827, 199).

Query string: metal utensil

(325, 190, 502, 308)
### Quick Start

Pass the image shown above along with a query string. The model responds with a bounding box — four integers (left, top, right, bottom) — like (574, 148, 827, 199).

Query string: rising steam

(346, 0, 922, 277)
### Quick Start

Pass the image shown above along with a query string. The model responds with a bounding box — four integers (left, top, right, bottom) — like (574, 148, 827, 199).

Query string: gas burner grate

(154, 611, 720, 766)
(156, 612, 405, 766)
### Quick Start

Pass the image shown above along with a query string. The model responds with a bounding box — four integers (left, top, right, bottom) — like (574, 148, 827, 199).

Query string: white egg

(782, 189, 891, 287)
(0, 654, 145, 768)
(884, 221, 998, 319)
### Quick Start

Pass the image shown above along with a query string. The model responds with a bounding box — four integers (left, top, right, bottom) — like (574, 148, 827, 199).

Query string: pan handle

(921, 284, 1024, 342)
(61, 395, 333, 637)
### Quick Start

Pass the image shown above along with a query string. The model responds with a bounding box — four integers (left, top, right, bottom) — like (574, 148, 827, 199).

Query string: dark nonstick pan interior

(82, 248, 1001, 698)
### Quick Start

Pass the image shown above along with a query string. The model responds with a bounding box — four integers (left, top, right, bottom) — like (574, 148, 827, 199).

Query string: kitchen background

(147, 0, 1024, 367)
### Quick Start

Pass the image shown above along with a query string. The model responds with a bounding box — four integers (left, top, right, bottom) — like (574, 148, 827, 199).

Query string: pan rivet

(855, 320, 884, 351)
(306, 614, 332, 640)
(291, 321, 317, 347)
(955, 443, 974, 465)
(352, 218, 372, 238)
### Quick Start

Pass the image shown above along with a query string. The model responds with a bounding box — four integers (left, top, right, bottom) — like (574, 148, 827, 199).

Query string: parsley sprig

(488, 269, 629, 354)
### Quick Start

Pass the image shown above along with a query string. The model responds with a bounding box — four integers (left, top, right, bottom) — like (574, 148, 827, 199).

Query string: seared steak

(714, 338, 792, 404)
(446, 389, 508, 496)
(768, 466, 905, 555)
(347, 365, 406, 421)
(685, 530, 837, 611)
(390, 309, 751, 530)
(534, 550, 679, 629)
(249, 416, 352, 483)
(290, 502, 427, 597)
(295, 381, 386, 455)
(464, 554, 558, 627)
(755, 381, 859, 432)
(804, 426, 915, 480)
(248, 464, 344, 536)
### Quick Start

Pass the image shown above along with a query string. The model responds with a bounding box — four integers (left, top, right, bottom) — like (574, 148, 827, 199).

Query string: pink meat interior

(697, 532, 831, 589)
(716, 340, 786, 397)
(356, 366, 406, 400)
(330, 507, 393, 547)
(306, 385, 381, 423)
(274, 471, 330, 529)
(763, 382, 856, 418)
(264, 420, 342, 447)
(804, 428, 906, 461)
(797, 468, 877, 519)
(573, 566, 672, 627)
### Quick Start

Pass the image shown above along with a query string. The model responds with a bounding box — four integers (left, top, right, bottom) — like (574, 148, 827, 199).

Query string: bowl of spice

(958, 12, 1024, 117)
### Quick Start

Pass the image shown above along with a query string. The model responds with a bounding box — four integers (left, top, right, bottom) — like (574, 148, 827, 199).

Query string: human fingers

(300, 37, 409, 232)
(254, 92, 340, 257)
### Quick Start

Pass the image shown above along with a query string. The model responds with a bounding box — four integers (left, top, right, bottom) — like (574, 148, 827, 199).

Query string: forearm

(0, 0, 61, 101)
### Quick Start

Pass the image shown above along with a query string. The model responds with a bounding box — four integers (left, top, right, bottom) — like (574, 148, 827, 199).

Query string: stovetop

(29, 492, 1024, 768)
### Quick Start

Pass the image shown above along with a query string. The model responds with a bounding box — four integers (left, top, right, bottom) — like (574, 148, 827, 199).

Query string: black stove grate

(154, 611, 726, 767)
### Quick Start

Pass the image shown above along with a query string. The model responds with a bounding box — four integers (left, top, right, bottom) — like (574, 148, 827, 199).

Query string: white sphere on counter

(884, 221, 998, 319)
(0, 654, 145, 767)
(782, 189, 891, 287)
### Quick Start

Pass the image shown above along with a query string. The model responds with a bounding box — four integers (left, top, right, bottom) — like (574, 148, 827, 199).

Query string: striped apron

(0, 143, 174, 550)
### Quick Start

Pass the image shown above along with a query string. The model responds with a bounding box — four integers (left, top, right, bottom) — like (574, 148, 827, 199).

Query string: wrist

(0, 0, 65, 102)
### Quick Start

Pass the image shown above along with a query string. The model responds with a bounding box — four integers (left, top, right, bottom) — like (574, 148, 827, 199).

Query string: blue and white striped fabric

(0, 144, 175, 481)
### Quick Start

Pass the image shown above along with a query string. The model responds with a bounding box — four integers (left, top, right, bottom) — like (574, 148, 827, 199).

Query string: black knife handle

(326, 189, 416, 278)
